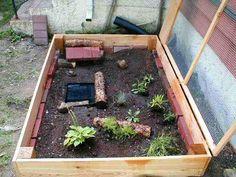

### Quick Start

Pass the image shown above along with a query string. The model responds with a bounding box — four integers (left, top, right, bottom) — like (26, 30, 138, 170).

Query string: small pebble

(67, 70, 77, 77)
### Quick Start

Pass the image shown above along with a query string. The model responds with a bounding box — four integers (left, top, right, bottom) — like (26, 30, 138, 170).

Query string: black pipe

(113, 16, 148, 35)
(12, 0, 18, 19)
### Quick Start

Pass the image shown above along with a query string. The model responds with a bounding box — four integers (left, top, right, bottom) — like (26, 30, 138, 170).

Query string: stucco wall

(169, 12, 236, 148)
(16, 0, 162, 34)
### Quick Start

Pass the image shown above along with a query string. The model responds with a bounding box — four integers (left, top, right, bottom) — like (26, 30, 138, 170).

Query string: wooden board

(12, 35, 211, 177)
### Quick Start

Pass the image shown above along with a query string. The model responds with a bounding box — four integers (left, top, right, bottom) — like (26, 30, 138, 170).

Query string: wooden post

(213, 122, 236, 156)
(183, 0, 229, 84)
(159, 0, 183, 44)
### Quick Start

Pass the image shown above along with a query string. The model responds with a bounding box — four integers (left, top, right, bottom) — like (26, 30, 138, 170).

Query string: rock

(117, 59, 128, 69)
(224, 169, 236, 177)
(57, 101, 89, 113)
(67, 70, 77, 77)
(57, 102, 68, 113)
(0, 125, 20, 132)
(88, 107, 93, 112)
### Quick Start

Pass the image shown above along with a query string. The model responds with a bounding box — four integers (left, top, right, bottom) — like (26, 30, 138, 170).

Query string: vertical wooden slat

(159, 0, 183, 44)
(183, 0, 229, 84)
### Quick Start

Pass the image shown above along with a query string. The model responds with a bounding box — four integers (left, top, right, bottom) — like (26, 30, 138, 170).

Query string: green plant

(0, 28, 26, 43)
(149, 94, 167, 110)
(132, 74, 153, 95)
(163, 111, 175, 123)
(132, 80, 148, 95)
(126, 109, 140, 123)
(115, 91, 127, 106)
(143, 74, 154, 84)
(64, 125, 96, 147)
(147, 135, 180, 156)
(103, 117, 137, 139)
(64, 109, 96, 147)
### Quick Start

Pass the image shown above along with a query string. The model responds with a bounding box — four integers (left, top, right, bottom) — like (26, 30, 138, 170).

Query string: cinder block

(33, 30, 48, 38)
(33, 23, 47, 31)
(32, 119, 42, 138)
(34, 38, 48, 45)
(37, 103, 46, 120)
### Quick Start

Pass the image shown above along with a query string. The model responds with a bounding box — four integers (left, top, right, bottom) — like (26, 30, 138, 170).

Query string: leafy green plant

(64, 109, 96, 147)
(132, 80, 148, 95)
(147, 135, 180, 156)
(0, 28, 26, 43)
(126, 109, 141, 123)
(143, 74, 154, 84)
(64, 125, 96, 147)
(163, 111, 175, 123)
(132, 74, 153, 95)
(149, 94, 167, 110)
(103, 117, 137, 139)
(115, 91, 127, 106)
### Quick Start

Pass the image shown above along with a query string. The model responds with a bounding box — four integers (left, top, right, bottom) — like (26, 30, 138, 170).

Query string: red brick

(29, 139, 37, 147)
(32, 119, 42, 138)
(48, 60, 57, 78)
(66, 47, 103, 61)
(167, 88, 183, 117)
(37, 103, 46, 120)
(32, 15, 47, 23)
(104, 46, 113, 54)
(45, 78, 53, 89)
(41, 89, 49, 103)
(158, 69, 170, 91)
(178, 116, 194, 149)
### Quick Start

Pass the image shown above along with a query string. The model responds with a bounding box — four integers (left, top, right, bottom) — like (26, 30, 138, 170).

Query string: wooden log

(58, 58, 76, 68)
(65, 39, 104, 48)
(93, 117, 151, 137)
(95, 72, 107, 109)
(57, 101, 89, 113)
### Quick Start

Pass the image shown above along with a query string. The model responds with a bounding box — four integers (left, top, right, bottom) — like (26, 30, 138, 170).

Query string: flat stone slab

(32, 15, 48, 45)
(224, 169, 236, 177)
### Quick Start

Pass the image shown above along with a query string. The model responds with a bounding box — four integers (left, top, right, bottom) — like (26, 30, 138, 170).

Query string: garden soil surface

(36, 49, 186, 158)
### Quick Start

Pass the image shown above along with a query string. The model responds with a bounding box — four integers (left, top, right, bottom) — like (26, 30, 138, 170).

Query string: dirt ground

(0, 30, 235, 176)
(36, 49, 186, 158)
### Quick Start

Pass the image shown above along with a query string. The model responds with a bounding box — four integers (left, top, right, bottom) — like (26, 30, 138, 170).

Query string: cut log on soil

(58, 58, 76, 68)
(93, 117, 151, 137)
(65, 39, 104, 48)
(57, 101, 89, 113)
(95, 72, 107, 109)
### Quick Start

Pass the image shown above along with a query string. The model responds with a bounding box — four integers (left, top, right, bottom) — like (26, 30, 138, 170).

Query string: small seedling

(126, 109, 140, 123)
(132, 81, 148, 95)
(64, 108, 96, 147)
(103, 117, 137, 139)
(0, 28, 26, 43)
(163, 111, 175, 124)
(147, 135, 180, 156)
(149, 94, 167, 110)
(143, 74, 154, 84)
(131, 74, 153, 95)
(115, 91, 127, 106)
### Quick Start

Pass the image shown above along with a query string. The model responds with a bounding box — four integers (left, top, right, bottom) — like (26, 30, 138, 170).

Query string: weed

(0, 132, 12, 167)
(149, 94, 167, 110)
(115, 91, 127, 106)
(0, 0, 14, 27)
(64, 109, 96, 148)
(132, 80, 148, 95)
(103, 117, 137, 139)
(126, 109, 140, 123)
(163, 111, 175, 124)
(63, 125, 96, 147)
(147, 135, 180, 156)
(0, 28, 26, 43)
(5, 95, 30, 109)
(132, 74, 153, 95)
(0, 153, 10, 167)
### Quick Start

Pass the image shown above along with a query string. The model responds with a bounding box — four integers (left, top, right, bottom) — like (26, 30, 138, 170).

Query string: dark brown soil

(36, 49, 186, 158)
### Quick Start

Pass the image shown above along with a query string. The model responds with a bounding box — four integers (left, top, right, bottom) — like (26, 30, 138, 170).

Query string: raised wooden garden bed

(12, 34, 213, 177)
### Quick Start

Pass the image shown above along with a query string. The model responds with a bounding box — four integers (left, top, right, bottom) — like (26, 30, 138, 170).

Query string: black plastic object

(65, 83, 95, 104)
(113, 16, 148, 35)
